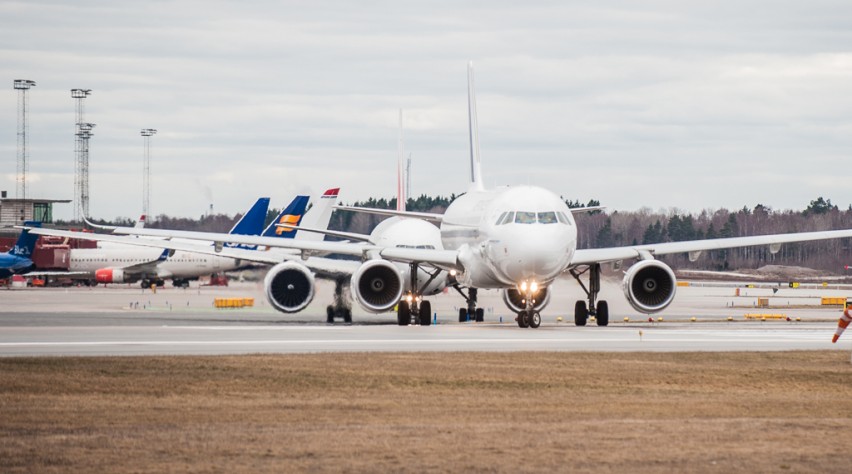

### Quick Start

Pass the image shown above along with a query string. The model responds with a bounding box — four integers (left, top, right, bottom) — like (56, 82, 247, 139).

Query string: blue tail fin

(262, 195, 310, 238)
(228, 198, 271, 236)
(223, 198, 270, 251)
(10, 221, 41, 258)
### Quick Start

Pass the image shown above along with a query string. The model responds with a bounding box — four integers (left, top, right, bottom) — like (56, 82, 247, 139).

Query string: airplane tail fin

(296, 188, 339, 241)
(229, 198, 271, 236)
(467, 61, 484, 191)
(134, 215, 146, 229)
(262, 195, 310, 238)
(397, 109, 406, 212)
(9, 221, 41, 258)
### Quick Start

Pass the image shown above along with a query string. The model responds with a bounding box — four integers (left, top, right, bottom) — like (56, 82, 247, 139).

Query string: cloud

(1, 1, 852, 220)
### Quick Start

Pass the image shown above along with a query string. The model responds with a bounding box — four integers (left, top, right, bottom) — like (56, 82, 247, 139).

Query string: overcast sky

(2, 0, 852, 221)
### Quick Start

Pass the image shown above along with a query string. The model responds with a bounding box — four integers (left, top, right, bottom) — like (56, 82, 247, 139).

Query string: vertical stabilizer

(229, 197, 271, 236)
(296, 188, 339, 241)
(9, 221, 40, 258)
(467, 62, 484, 191)
(262, 195, 310, 238)
(397, 109, 406, 211)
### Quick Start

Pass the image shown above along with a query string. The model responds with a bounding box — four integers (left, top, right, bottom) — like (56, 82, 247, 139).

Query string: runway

(0, 318, 846, 356)
(1, 281, 850, 356)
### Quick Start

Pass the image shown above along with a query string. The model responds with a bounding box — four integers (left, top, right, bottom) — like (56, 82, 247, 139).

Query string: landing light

(530, 281, 539, 293)
(520, 281, 528, 292)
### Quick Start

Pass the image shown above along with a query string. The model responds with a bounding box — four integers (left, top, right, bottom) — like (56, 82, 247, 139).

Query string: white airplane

(24, 64, 852, 328)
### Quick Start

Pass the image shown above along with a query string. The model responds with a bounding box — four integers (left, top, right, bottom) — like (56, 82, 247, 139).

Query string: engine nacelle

(502, 287, 551, 313)
(264, 261, 316, 313)
(350, 259, 404, 313)
(622, 260, 677, 313)
(95, 268, 127, 284)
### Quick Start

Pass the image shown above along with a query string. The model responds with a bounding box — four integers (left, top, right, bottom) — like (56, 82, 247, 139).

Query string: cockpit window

(496, 212, 514, 225)
(495, 211, 508, 225)
(514, 212, 537, 224)
(556, 212, 572, 225)
(537, 212, 557, 224)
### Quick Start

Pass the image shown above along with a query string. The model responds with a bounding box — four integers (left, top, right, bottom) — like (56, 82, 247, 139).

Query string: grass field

(1, 351, 851, 473)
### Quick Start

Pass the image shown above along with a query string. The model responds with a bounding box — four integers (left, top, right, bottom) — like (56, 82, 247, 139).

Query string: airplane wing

(275, 223, 373, 243)
(332, 205, 444, 223)
(571, 228, 852, 266)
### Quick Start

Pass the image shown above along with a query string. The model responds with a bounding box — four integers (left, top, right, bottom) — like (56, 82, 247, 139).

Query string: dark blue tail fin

(10, 221, 41, 258)
(228, 198, 271, 236)
(262, 195, 310, 238)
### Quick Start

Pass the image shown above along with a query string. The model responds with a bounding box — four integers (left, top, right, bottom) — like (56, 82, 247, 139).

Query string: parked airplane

(73, 197, 274, 287)
(0, 222, 41, 279)
(24, 64, 852, 328)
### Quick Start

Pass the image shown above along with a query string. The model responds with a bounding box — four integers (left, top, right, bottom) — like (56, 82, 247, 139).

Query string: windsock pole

(832, 305, 852, 343)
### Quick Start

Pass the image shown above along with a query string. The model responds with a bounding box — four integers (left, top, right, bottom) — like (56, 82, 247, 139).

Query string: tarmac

(1, 277, 850, 356)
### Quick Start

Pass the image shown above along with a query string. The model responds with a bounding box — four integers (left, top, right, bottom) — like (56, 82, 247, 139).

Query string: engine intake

(351, 259, 403, 313)
(502, 287, 551, 313)
(264, 261, 315, 313)
(622, 260, 677, 313)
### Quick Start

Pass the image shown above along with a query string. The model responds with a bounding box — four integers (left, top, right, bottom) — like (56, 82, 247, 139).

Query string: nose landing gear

(452, 286, 484, 322)
(397, 262, 440, 326)
(515, 285, 542, 329)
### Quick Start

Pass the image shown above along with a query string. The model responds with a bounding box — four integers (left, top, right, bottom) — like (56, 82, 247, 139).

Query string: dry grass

(1, 351, 851, 473)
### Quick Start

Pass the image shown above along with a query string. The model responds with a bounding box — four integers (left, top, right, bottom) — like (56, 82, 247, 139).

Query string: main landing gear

(326, 277, 353, 324)
(569, 263, 609, 327)
(397, 262, 442, 326)
(453, 286, 484, 323)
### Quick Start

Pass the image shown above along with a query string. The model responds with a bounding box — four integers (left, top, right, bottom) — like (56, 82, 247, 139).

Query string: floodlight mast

(140, 128, 157, 218)
(14, 79, 36, 204)
(71, 88, 93, 221)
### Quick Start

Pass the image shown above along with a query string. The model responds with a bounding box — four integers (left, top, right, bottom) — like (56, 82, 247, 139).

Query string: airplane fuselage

(69, 246, 245, 281)
(441, 185, 577, 289)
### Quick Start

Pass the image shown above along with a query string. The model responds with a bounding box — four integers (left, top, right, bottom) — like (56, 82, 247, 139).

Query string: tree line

(69, 196, 852, 273)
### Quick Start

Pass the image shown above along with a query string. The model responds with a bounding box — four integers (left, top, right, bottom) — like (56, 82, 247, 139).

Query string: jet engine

(264, 261, 316, 313)
(622, 259, 677, 313)
(350, 259, 403, 313)
(502, 287, 551, 313)
(95, 268, 127, 284)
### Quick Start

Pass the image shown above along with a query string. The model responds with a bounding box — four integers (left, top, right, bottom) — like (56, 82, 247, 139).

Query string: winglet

(468, 61, 484, 191)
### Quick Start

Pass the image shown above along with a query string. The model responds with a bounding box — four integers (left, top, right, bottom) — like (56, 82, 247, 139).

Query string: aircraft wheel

(326, 305, 335, 323)
(528, 311, 541, 329)
(517, 311, 529, 328)
(596, 301, 609, 327)
(475, 308, 484, 322)
(342, 308, 352, 324)
(574, 301, 588, 327)
(140, 279, 150, 289)
(458, 308, 468, 323)
(419, 300, 432, 326)
(398, 301, 411, 326)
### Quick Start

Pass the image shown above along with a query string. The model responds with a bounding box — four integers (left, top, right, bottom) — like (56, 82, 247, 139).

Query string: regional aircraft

(24, 64, 852, 328)
(0, 222, 40, 279)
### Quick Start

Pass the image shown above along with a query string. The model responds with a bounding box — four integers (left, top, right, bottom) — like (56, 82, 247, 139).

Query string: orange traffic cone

(832, 308, 852, 343)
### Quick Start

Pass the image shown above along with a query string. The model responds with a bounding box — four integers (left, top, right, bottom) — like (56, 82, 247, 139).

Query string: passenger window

(537, 212, 557, 224)
(515, 212, 537, 224)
